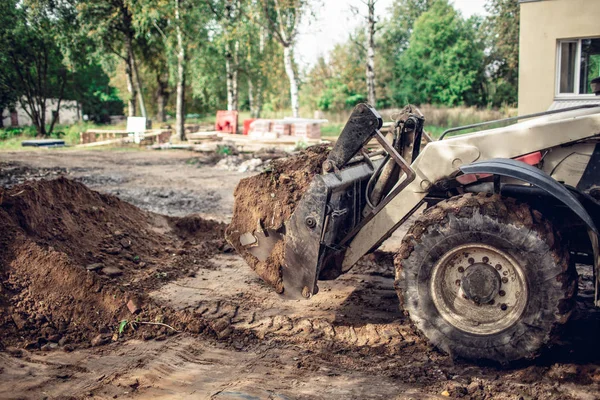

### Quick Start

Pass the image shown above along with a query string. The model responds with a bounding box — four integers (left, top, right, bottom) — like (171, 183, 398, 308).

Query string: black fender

(459, 158, 597, 234)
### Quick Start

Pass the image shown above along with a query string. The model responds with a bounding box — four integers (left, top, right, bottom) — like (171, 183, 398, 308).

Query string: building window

(557, 38, 600, 96)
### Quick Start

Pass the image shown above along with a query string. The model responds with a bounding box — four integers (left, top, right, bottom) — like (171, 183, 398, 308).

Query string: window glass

(559, 41, 577, 93)
(580, 38, 600, 94)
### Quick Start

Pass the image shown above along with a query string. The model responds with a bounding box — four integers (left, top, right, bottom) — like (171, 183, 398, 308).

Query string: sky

(295, 0, 488, 68)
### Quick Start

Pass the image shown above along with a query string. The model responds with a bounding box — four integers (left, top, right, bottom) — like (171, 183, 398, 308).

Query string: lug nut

(500, 303, 508, 311)
(458, 267, 465, 273)
(305, 216, 317, 229)
(499, 290, 506, 297)
(455, 279, 461, 286)
(502, 277, 508, 284)
(468, 258, 475, 265)
(489, 299, 495, 305)
(482, 256, 489, 263)
(495, 264, 502, 271)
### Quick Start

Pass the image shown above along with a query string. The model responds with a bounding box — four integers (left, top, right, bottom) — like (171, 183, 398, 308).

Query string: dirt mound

(0, 178, 225, 350)
(225, 145, 330, 292)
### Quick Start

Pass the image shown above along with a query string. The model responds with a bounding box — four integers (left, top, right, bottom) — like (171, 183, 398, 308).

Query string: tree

(261, 0, 307, 118)
(392, 0, 486, 106)
(0, 1, 70, 136)
(78, 0, 147, 118)
(485, 0, 519, 106)
(175, 0, 186, 140)
(351, 0, 381, 106)
(302, 36, 367, 112)
(378, 0, 433, 105)
(134, 0, 213, 140)
(204, 0, 243, 112)
(71, 62, 124, 123)
(245, 25, 271, 117)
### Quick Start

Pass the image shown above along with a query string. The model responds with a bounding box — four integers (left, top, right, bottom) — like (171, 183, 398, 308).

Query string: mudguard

(460, 158, 597, 234)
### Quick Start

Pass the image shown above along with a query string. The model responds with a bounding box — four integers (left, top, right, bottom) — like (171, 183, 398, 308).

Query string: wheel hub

(461, 263, 501, 304)
(430, 243, 528, 335)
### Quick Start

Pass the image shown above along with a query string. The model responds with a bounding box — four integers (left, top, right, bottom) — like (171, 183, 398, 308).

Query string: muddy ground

(1, 149, 600, 400)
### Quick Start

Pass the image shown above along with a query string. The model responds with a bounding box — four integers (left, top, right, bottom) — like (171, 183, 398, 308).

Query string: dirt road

(1, 149, 600, 400)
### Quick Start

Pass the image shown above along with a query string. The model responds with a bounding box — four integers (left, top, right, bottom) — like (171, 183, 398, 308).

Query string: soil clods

(225, 145, 329, 292)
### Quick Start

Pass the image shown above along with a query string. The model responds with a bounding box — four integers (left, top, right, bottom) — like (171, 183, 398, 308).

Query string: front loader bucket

(225, 104, 387, 298)
(224, 146, 330, 294)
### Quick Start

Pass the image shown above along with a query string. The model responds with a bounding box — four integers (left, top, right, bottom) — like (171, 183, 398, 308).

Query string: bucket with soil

(225, 145, 330, 292)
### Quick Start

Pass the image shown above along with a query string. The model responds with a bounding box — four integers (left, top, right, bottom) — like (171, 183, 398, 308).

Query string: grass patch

(321, 123, 344, 137)
(0, 122, 123, 151)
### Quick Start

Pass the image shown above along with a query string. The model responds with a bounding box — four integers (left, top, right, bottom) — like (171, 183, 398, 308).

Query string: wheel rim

(430, 243, 528, 335)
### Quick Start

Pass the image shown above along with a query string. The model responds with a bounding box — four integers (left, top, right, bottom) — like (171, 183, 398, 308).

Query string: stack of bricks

(290, 122, 321, 139)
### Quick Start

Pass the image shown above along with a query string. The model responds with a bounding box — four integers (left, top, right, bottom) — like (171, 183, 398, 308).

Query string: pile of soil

(0, 178, 226, 350)
(225, 145, 330, 292)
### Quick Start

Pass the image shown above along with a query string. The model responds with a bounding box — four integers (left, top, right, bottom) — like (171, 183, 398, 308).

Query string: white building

(2, 99, 79, 127)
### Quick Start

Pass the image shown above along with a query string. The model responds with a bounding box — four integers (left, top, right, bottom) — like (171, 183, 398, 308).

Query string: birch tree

(261, 0, 306, 118)
(351, 0, 379, 106)
(205, 0, 243, 112)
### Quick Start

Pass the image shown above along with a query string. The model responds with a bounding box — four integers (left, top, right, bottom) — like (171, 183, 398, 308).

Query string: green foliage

(0, 0, 521, 135)
(484, 0, 520, 107)
(378, 0, 434, 102)
(390, 0, 486, 106)
(302, 35, 367, 113)
(0, 0, 71, 136)
(118, 320, 128, 335)
(0, 126, 36, 141)
(72, 62, 125, 123)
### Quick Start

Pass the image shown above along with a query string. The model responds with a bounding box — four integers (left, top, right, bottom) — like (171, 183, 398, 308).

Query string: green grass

(321, 123, 344, 137)
(0, 122, 127, 151)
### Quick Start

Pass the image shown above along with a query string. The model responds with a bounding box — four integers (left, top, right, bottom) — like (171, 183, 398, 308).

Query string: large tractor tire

(395, 193, 577, 362)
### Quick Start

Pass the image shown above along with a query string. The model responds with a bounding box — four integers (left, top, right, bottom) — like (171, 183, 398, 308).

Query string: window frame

(555, 37, 600, 99)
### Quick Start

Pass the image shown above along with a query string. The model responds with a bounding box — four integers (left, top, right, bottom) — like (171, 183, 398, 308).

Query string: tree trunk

(366, 0, 377, 106)
(125, 59, 137, 117)
(226, 41, 239, 111)
(175, 0, 186, 141)
(248, 78, 254, 117)
(253, 27, 266, 119)
(248, 78, 263, 118)
(226, 47, 234, 111)
(155, 72, 168, 123)
(47, 75, 66, 135)
(255, 83, 263, 118)
(128, 40, 147, 119)
(283, 46, 299, 118)
(233, 41, 239, 111)
(25, 97, 46, 136)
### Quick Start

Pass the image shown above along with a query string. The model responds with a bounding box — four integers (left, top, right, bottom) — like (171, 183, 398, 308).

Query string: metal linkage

(340, 131, 416, 246)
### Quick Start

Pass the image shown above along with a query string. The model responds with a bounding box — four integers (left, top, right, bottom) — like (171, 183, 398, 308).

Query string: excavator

(227, 84, 600, 362)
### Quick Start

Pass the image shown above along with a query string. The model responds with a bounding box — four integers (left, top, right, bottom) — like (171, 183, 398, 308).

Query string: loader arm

(343, 106, 600, 269)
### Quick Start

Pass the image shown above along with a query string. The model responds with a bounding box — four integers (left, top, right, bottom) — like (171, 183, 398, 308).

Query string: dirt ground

(1, 149, 600, 400)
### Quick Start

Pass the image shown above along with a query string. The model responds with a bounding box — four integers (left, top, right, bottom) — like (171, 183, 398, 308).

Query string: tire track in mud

(153, 254, 425, 354)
